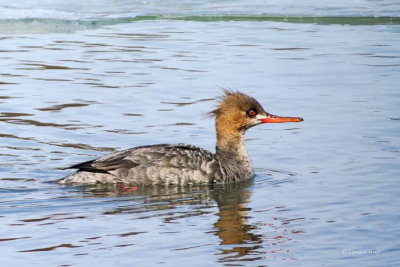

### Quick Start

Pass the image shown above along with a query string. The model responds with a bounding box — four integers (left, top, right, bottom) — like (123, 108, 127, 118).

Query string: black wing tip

(64, 159, 96, 170)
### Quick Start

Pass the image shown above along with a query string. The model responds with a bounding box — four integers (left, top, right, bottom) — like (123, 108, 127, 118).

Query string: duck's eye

(247, 109, 257, 117)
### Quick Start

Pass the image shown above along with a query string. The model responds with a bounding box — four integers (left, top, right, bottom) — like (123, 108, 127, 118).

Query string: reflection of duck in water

(58, 91, 302, 185)
(88, 179, 297, 261)
(211, 180, 260, 246)
(89, 179, 261, 249)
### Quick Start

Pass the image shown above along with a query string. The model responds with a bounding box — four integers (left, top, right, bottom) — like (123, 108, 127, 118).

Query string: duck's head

(209, 90, 303, 138)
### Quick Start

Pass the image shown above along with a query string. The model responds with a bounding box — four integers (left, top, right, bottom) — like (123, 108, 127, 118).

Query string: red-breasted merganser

(58, 91, 303, 185)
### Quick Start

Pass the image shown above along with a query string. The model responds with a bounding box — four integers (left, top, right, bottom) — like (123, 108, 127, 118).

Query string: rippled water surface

(1, 1, 400, 266)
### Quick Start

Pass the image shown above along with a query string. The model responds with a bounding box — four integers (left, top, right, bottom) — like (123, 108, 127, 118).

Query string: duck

(58, 90, 303, 185)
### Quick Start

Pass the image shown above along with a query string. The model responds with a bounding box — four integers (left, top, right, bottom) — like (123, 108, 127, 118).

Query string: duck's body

(58, 143, 253, 185)
(58, 91, 302, 185)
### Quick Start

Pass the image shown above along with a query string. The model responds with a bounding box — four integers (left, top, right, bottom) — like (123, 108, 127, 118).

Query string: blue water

(0, 1, 400, 266)
(2, 0, 400, 19)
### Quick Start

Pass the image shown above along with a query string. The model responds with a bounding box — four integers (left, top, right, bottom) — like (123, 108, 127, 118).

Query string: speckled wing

(65, 144, 222, 185)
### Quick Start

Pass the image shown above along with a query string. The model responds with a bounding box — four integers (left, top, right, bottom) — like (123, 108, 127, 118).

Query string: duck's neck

(216, 131, 248, 159)
(215, 131, 253, 180)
